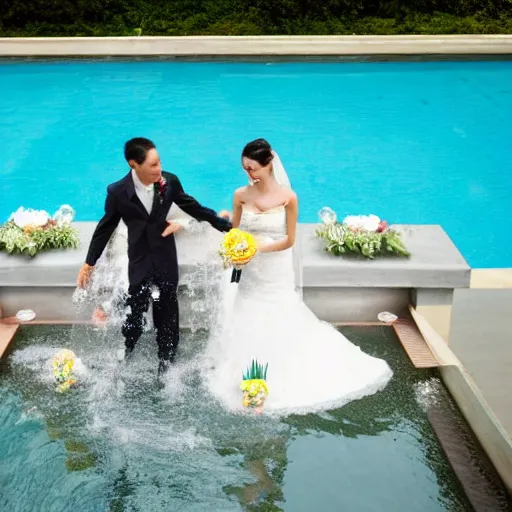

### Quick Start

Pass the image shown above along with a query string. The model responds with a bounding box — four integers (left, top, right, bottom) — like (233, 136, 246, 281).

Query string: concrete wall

(0, 221, 469, 326)
(1, 35, 512, 57)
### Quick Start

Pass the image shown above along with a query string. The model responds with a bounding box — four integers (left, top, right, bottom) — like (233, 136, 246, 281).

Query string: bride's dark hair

(242, 138, 274, 166)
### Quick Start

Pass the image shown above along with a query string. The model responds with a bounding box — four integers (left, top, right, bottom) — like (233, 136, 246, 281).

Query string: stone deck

(1, 35, 512, 57)
(450, 289, 512, 437)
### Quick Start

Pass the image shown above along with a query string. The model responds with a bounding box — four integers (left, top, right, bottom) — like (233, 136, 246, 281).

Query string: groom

(77, 137, 232, 374)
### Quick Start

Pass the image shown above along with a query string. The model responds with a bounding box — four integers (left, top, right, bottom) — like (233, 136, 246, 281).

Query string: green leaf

(0, 221, 79, 257)
(315, 222, 409, 259)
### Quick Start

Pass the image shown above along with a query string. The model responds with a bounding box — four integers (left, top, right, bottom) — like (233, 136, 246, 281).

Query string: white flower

(9, 207, 49, 228)
(235, 240, 248, 251)
(343, 214, 381, 232)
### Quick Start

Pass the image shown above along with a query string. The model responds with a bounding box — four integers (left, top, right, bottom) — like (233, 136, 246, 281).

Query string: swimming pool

(1, 59, 511, 268)
(1, 325, 475, 511)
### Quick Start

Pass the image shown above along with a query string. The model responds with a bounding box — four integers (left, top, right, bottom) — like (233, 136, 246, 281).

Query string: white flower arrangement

(316, 207, 409, 259)
(0, 205, 79, 257)
(10, 207, 50, 229)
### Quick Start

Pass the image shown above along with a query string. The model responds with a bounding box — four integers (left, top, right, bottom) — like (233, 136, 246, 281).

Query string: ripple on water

(0, 325, 476, 511)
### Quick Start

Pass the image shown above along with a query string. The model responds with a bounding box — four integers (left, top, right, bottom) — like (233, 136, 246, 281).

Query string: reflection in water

(0, 324, 474, 512)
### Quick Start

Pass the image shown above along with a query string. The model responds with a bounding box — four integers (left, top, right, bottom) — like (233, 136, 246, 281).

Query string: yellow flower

(220, 229, 257, 269)
(240, 378, 269, 407)
(51, 349, 77, 392)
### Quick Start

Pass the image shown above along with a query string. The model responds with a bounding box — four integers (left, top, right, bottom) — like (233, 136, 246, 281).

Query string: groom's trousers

(121, 270, 179, 362)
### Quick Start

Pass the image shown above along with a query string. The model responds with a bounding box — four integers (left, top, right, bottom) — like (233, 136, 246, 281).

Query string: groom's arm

(169, 173, 232, 232)
(85, 188, 122, 266)
(78, 188, 121, 288)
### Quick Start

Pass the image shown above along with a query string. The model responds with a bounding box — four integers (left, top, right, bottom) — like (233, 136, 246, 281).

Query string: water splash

(414, 378, 443, 411)
(2, 323, 477, 511)
(73, 219, 227, 337)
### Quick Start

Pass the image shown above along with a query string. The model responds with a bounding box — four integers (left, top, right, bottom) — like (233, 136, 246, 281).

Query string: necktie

(150, 183, 160, 215)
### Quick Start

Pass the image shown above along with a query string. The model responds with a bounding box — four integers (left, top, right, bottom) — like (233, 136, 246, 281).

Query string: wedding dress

(203, 205, 393, 414)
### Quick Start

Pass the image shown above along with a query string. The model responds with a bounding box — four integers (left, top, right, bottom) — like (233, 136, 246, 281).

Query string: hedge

(1, 0, 512, 36)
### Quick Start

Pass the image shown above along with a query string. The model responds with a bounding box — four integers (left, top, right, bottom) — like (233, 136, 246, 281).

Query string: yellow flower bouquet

(241, 359, 269, 410)
(219, 228, 257, 269)
(51, 349, 78, 393)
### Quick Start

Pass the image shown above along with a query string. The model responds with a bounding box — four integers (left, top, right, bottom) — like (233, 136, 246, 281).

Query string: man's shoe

(124, 347, 134, 363)
(157, 359, 170, 377)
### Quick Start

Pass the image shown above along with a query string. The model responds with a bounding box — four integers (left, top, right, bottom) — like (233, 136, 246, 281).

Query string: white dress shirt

(131, 170, 193, 228)
(131, 169, 155, 214)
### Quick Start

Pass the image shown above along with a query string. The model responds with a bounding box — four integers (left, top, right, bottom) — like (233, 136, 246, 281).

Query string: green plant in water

(64, 440, 90, 453)
(65, 452, 97, 471)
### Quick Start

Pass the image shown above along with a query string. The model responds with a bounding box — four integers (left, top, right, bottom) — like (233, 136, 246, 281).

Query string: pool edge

(410, 306, 512, 496)
(0, 35, 512, 57)
(0, 322, 19, 359)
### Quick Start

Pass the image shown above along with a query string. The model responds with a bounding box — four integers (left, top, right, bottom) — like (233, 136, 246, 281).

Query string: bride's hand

(161, 221, 183, 237)
(256, 239, 271, 253)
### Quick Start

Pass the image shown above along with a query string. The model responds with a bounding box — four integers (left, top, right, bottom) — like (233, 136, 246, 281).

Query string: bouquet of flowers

(0, 205, 79, 257)
(316, 207, 409, 259)
(219, 228, 258, 269)
(51, 349, 78, 393)
(241, 359, 269, 409)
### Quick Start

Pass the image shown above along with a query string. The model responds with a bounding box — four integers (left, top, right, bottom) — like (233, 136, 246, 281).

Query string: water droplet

(72, 288, 88, 304)
(53, 204, 75, 225)
(318, 207, 337, 225)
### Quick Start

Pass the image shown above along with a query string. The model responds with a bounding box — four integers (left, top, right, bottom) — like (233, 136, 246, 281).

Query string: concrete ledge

(1, 35, 512, 57)
(440, 364, 512, 496)
(410, 306, 512, 494)
(450, 289, 512, 435)
(300, 224, 470, 288)
(0, 222, 470, 289)
(0, 221, 466, 324)
(470, 269, 512, 289)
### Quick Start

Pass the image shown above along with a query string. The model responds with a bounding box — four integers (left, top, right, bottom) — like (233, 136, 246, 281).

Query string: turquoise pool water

(0, 325, 473, 511)
(0, 60, 511, 267)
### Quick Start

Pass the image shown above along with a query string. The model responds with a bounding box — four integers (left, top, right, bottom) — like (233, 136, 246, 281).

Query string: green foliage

(316, 223, 410, 259)
(242, 359, 268, 381)
(1, 0, 511, 36)
(0, 221, 79, 257)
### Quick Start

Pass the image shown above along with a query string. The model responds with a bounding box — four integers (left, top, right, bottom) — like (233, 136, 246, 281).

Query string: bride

(203, 139, 393, 414)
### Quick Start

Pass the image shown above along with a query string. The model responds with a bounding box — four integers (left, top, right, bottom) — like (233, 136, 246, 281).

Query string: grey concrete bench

(0, 222, 470, 327)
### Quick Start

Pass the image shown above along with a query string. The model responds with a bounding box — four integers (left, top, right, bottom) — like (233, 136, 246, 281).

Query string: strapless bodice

(239, 206, 287, 240)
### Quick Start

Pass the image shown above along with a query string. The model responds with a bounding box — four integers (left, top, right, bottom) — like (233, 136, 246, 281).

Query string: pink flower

(376, 221, 388, 233)
(158, 177, 167, 196)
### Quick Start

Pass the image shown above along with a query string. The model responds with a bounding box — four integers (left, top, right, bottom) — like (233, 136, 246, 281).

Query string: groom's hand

(161, 221, 183, 237)
(218, 210, 231, 220)
(77, 263, 94, 288)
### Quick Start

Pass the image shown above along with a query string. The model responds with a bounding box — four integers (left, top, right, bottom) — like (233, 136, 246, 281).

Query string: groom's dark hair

(124, 137, 156, 165)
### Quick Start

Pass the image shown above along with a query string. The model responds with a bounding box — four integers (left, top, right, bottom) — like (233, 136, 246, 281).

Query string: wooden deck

(392, 317, 440, 368)
(0, 321, 19, 359)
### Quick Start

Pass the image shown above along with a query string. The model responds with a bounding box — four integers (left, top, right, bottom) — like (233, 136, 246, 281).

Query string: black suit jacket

(85, 171, 232, 285)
